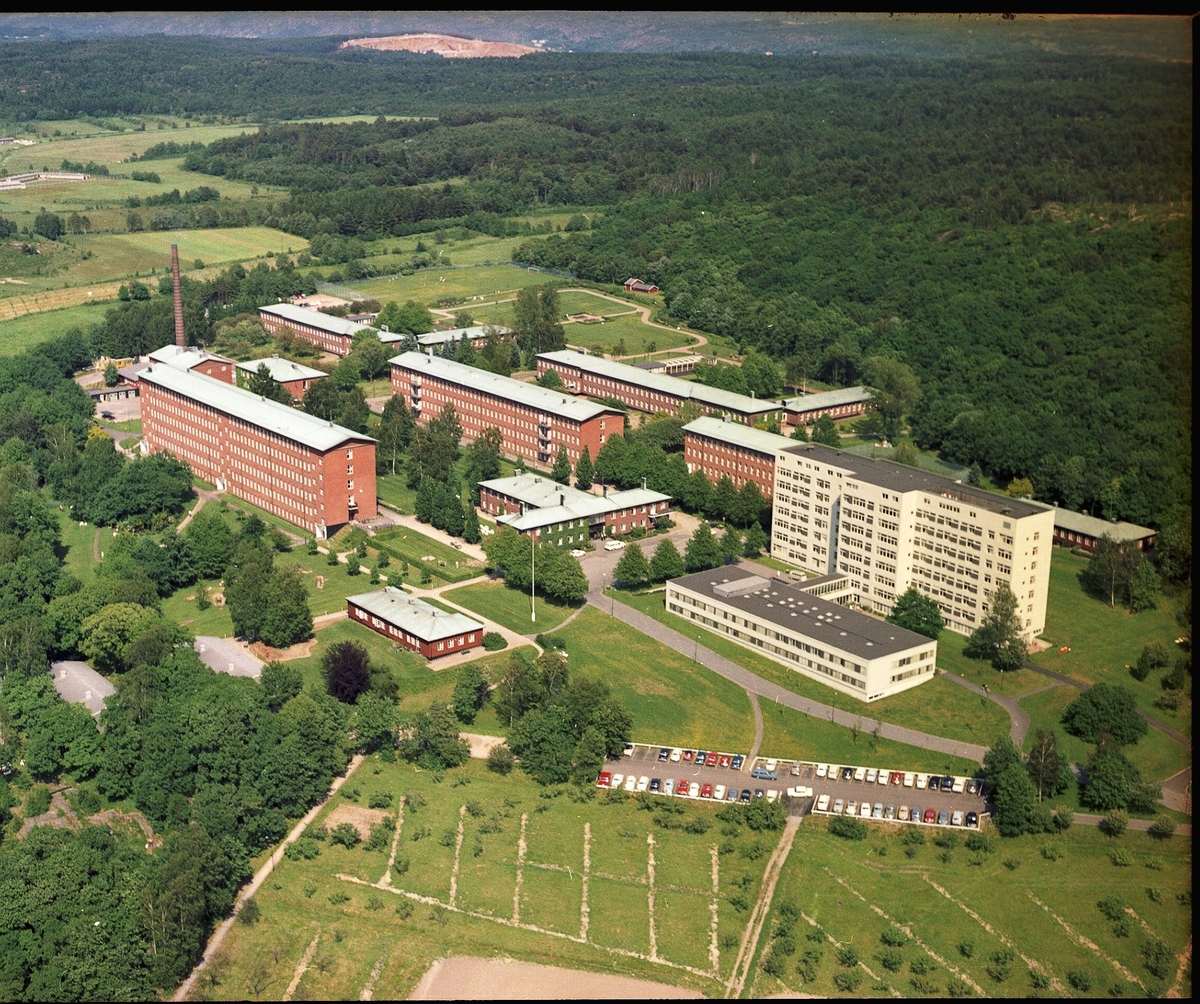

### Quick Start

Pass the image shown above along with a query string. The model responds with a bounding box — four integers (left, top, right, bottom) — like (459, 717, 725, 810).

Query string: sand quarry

(409, 957, 702, 999)
(341, 34, 539, 58)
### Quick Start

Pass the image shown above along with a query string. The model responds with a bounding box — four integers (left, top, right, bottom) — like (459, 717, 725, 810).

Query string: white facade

(770, 444, 1055, 640)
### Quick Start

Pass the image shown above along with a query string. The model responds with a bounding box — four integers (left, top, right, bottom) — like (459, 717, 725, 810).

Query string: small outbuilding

(347, 587, 484, 659)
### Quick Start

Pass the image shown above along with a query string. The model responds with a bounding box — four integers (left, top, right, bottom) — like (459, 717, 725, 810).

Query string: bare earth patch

(250, 637, 319, 662)
(461, 733, 507, 759)
(409, 957, 701, 999)
(325, 803, 389, 841)
(341, 34, 539, 58)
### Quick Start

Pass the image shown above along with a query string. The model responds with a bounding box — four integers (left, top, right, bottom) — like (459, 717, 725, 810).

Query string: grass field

(442, 580, 577, 634)
(749, 818, 1191, 999)
(369, 527, 484, 586)
(343, 265, 555, 310)
(565, 311, 693, 357)
(197, 758, 763, 1000)
(0, 302, 111, 353)
(0, 122, 255, 173)
(610, 589, 1012, 748)
(1030, 548, 1190, 735)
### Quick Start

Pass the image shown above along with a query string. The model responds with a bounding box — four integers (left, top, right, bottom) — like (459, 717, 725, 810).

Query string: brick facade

(348, 600, 482, 659)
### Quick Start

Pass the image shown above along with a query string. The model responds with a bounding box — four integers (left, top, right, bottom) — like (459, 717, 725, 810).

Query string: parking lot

(601, 743, 989, 829)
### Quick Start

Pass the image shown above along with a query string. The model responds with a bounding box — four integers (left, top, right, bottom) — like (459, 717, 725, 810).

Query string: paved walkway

(595, 590, 990, 764)
(745, 691, 764, 765)
(938, 670, 1057, 748)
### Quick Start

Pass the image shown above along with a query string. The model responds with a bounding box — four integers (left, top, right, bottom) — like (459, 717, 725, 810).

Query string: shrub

(901, 828, 926, 846)
(25, 786, 51, 817)
(1003, 858, 1021, 870)
(1149, 814, 1177, 839)
(438, 827, 457, 848)
(832, 969, 863, 992)
(486, 744, 515, 774)
(284, 837, 321, 861)
(329, 822, 362, 848)
(881, 929, 908, 947)
(880, 949, 904, 972)
(1029, 970, 1051, 989)
(909, 974, 939, 995)
(368, 791, 394, 809)
(1066, 969, 1093, 992)
(1041, 845, 1063, 861)
(328, 890, 349, 905)
(957, 939, 975, 958)
(482, 631, 507, 651)
(1110, 849, 1133, 866)
(395, 900, 413, 919)
(910, 955, 937, 975)
(829, 815, 867, 840)
(238, 898, 261, 925)
(837, 946, 860, 968)
(365, 820, 393, 851)
(1098, 896, 1127, 921)
(964, 832, 995, 854)
(1103, 810, 1129, 837)
(1142, 938, 1173, 979)
(796, 946, 822, 983)
(947, 977, 973, 997)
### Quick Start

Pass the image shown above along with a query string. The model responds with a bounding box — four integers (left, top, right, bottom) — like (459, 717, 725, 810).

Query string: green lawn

(369, 527, 484, 586)
(936, 640, 1048, 697)
(199, 758, 751, 1000)
(344, 265, 552, 310)
(442, 579, 577, 635)
(564, 311, 692, 357)
(0, 303, 111, 355)
(610, 589, 1012, 747)
(750, 819, 1192, 999)
(1030, 548, 1190, 735)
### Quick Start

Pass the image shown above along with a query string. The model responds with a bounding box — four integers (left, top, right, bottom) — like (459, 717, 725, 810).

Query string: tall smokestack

(171, 243, 185, 347)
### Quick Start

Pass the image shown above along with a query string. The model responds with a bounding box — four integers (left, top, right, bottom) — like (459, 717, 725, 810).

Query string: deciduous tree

(887, 588, 944, 640)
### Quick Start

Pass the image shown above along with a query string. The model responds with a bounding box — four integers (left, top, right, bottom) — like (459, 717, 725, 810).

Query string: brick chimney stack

(171, 243, 185, 347)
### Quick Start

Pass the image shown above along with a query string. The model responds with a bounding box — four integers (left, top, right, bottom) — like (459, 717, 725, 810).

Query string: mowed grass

(565, 311, 692, 356)
(0, 302, 111, 354)
(0, 123, 254, 171)
(442, 579, 577, 634)
(1031, 548, 1190, 734)
(554, 607, 756, 753)
(202, 758, 759, 1000)
(749, 819, 1192, 999)
(760, 703, 982, 776)
(344, 265, 552, 309)
(611, 589, 1012, 747)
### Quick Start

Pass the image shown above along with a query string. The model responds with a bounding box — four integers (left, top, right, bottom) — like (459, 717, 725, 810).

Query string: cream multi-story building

(770, 443, 1054, 640)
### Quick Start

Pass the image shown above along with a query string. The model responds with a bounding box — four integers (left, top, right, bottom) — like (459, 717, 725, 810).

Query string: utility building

(347, 587, 484, 659)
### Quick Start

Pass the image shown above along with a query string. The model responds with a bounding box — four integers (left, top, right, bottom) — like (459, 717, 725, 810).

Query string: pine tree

(574, 446, 594, 489)
(415, 477, 436, 523)
(551, 445, 572, 485)
(444, 487, 465, 538)
(613, 543, 651, 588)
(790, 422, 809, 442)
(462, 502, 481, 544)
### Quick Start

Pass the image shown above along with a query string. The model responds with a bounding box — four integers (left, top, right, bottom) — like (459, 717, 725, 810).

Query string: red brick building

(781, 386, 872, 428)
(1050, 508, 1157, 554)
(347, 587, 484, 659)
(235, 355, 328, 400)
(537, 349, 782, 426)
(683, 416, 793, 501)
(259, 302, 381, 357)
(139, 363, 376, 538)
(390, 351, 624, 467)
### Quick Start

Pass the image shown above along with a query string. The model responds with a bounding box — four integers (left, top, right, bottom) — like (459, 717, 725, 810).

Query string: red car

(701, 783, 714, 799)
(719, 754, 732, 768)
(597, 772, 612, 789)
(682, 750, 695, 762)
(890, 771, 904, 786)
(705, 752, 719, 766)
(923, 807, 937, 823)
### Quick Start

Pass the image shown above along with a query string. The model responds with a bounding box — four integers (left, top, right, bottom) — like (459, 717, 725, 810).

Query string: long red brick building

(259, 302, 392, 357)
(140, 360, 376, 538)
(683, 416, 794, 501)
(390, 351, 624, 467)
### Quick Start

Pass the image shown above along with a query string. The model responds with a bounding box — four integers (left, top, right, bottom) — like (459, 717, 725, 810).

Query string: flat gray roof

(194, 636, 264, 678)
(684, 415, 795, 455)
(50, 661, 114, 717)
(235, 355, 327, 382)
(391, 351, 623, 424)
(779, 442, 1047, 519)
(348, 587, 483, 642)
(260, 302, 376, 339)
(538, 349, 780, 416)
(149, 344, 232, 371)
(782, 386, 872, 411)
(670, 566, 930, 661)
(1051, 507, 1155, 541)
(140, 364, 375, 452)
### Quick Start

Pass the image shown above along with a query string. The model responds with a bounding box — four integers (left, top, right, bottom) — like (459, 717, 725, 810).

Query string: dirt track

(409, 957, 702, 999)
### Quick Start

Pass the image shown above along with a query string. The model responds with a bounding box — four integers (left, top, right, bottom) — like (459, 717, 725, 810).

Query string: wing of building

(235, 354, 328, 399)
(348, 587, 484, 659)
(258, 302, 379, 357)
(782, 386, 872, 425)
(770, 443, 1054, 640)
(390, 350, 624, 467)
(139, 362, 376, 538)
(683, 415, 794, 501)
(1048, 507, 1156, 553)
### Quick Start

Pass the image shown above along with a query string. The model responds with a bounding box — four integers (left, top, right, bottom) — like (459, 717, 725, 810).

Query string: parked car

(730, 755, 745, 770)
(727, 787, 740, 801)
(937, 809, 950, 825)
(705, 752, 719, 767)
(689, 782, 700, 798)
(866, 768, 878, 784)
(700, 783, 713, 799)
(664, 779, 675, 795)
(966, 778, 981, 796)
(719, 754, 732, 768)
(903, 772, 915, 788)
(842, 767, 855, 781)
(696, 751, 708, 764)
(927, 775, 941, 791)
(714, 784, 727, 801)
(923, 808, 937, 823)
(636, 776, 649, 792)
(740, 789, 752, 802)
(682, 750, 695, 762)
(854, 766, 867, 782)
(890, 772, 904, 786)
(677, 782, 691, 798)
(658, 747, 670, 761)
(790, 763, 801, 776)
(597, 771, 612, 789)
(570, 548, 587, 557)
(952, 810, 964, 826)
(884, 804, 896, 820)
(624, 775, 637, 791)
(965, 811, 979, 828)
(816, 794, 831, 812)
(952, 776, 966, 794)
(859, 801, 873, 818)
(604, 540, 625, 551)
(649, 777, 661, 793)
(623, 743, 635, 757)
(671, 748, 682, 762)
(915, 774, 929, 790)
(610, 773, 624, 789)
(898, 806, 910, 821)
(832, 798, 845, 814)
(872, 803, 884, 819)
(816, 764, 828, 779)
(765, 759, 778, 772)
(751, 767, 778, 780)
(845, 800, 858, 816)
(940, 776, 955, 793)
(766, 789, 779, 803)
(910, 807, 922, 823)
(877, 770, 889, 786)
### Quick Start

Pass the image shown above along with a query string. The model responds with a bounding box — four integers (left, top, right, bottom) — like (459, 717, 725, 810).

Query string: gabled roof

(782, 386, 873, 411)
(497, 504, 586, 532)
(235, 355, 327, 383)
(415, 325, 513, 347)
(259, 302, 376, 339)
(390, 351, 624, 423)
(1050, 508, 1155, 542)
(606, 486, 672, 509)
(683, 415, 794, 455)
(140, 364, 375, 452)
(537, 349, 779, 416)
(148, 344, 233, 371)
(348, 587, 483, 642)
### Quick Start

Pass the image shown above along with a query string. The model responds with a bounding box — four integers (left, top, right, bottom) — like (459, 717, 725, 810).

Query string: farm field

(193, 758, 761, 1000)
(748, 817, 1192, 999)
(0, 302, 111, 353)
(0, 121, 256, 172)
(610, 588, 1012, 748)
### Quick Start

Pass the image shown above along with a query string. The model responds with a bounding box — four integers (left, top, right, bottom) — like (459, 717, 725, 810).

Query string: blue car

(727, 787, 739, 801)
(730, 755, 745, 771)
(751, 767, 778, 780)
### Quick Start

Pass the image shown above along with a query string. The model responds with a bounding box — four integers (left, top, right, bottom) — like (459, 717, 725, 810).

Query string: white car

(689, 781, 700, 798)
(952, 810, 964, 826)
(877, 770, 890, 786)
(859, 801, 872, 818)
(604, 539, 625, 551)
(915, 773, 929, 790)
(903, 772, 915, 788)
(898, 805, 910, 821)
(845, 800, 858, 816)
(663, 779, 675, 795)
(952, 776, 966, 794)
(623, 743, 635, 757)
(610, 773, 624, 789)
(624, 775, 637, 791)
(854, 766, 867, 782)
(766, 789, 779, 803)
(816, 764, 828, 779)
(816, 794, 830, 812)
(866, 768, 878, 784)
(714, 784, 727, 801)
(570, 548, 587, 558)
(636, 775, 649, 792)
(766, 759, 778, 772)
(832, 797, 845, 814)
